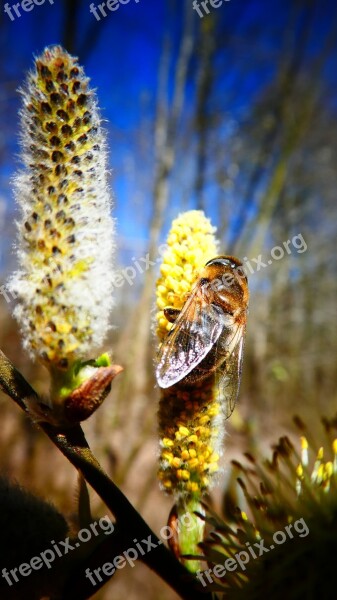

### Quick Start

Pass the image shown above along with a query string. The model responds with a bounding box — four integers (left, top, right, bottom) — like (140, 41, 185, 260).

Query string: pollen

(156, 210, 218, 340)
(162, 451, 174, 463)
(162, 438, 174, 448)
(156, 211, 224, 501)
(158, 380, 223, 499)
(177, 469, 190, 481)
(325, 461, 333, 479)
(186, 482, 199, 493)
(178, 426, 190, 437)
(296, 464, 304, 478)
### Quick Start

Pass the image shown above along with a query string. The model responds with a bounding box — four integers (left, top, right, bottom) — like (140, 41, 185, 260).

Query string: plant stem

(0, 351, 211, 600)
(44, 424, 208, 599)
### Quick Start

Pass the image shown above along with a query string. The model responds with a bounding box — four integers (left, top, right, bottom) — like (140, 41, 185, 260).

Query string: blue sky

(0, 0, 336, 272)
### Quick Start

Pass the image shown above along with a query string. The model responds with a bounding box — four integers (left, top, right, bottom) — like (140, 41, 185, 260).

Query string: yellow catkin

(157, 211, 223, 499)
(156, 210, 218, 340)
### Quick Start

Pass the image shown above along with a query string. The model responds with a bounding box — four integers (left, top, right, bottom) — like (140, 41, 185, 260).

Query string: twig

(0, 350, 212, 600)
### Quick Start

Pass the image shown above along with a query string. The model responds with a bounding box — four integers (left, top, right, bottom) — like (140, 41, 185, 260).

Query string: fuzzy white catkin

(8, 45, 115, 369)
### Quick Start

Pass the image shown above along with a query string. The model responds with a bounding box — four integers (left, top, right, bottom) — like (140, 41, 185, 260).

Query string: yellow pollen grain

(208, 464, 219, 473)
(157, 297, 167, 310)
(317, 464, 325, 481)
(177, 469, 190, 481)
(160, 264, 171, 277)
(296, 464, 303, 477)
(325, 461, 333, 479)
(208, 406, 220, 417)
(162, 438, 174, 448)
(199, 415, 211, 425)
(301, 436, 308, 450)
(57, 323, 72, 334)
(162, 451, 174, 462)
(179, 426, 190, 437)
(186, 481, 200, 493)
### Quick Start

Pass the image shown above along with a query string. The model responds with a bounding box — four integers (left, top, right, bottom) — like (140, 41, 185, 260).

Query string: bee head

(205, 255, 247, 281)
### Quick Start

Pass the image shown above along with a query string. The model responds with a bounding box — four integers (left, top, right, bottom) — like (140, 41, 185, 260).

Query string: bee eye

(206, 257, 236, 269)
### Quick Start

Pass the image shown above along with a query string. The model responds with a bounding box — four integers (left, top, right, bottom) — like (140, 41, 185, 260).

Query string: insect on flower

(156, 256, 249, 418)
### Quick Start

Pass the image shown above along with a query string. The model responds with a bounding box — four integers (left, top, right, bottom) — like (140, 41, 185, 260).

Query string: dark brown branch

(44, 424, 207, 600)
(0, 349, 37, 411)
(0, 350, 211, 600)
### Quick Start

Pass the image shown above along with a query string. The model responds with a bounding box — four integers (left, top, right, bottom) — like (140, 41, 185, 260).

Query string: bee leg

(164, 307, 181, 323)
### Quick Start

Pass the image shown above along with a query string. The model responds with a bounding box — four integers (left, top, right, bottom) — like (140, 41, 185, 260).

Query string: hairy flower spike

(158, 382, 223, 497)
(9, 46, 115, 370)
(156, 210, 218, 340)
(156, 210, 220, 572)
(156, 210, 220, 499)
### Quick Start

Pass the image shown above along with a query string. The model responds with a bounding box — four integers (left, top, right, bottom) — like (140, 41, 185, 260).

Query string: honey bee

(156, 256, 249, 418)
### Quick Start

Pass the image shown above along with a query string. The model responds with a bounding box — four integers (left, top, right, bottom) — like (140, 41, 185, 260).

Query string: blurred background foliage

(0, 0, 336, 598)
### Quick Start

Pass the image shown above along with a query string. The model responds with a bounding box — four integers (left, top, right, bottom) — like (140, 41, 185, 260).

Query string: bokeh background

(0, 0, 336, 598)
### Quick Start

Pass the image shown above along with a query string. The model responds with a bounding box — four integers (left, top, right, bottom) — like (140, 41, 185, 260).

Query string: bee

(156, 256, 249, 418)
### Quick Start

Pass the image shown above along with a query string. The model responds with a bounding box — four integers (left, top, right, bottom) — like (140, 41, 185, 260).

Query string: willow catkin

(8, 45, 115, 370)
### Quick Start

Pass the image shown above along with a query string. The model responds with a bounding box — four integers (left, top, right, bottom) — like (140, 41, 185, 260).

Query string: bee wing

(156, 290, 229, 389)
(216, 324, 246, 419)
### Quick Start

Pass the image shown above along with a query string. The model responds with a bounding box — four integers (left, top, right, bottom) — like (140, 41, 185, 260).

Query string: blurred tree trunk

(232, 0, 316, 254)
(109, 0, 195, 482)
(61, 0, 105, 59)
(193, 18, 216, 211)
(61, 0, 80, 54)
